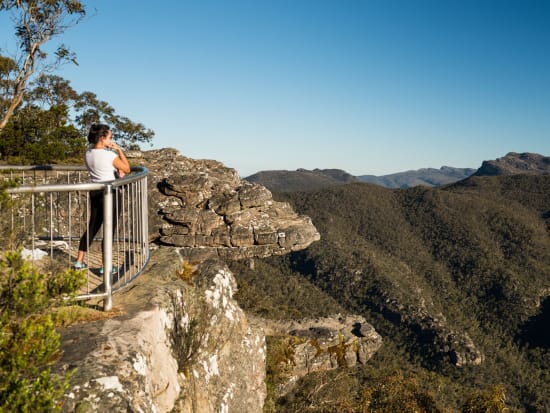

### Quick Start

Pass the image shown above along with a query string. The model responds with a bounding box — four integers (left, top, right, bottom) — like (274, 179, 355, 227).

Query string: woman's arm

(109, 143, 131, 175)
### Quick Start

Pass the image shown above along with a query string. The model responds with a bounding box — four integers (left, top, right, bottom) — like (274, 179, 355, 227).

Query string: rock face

(474, 152, 550, 176)
(257, 315, 383, 395)
(55, 248, 266, 413)
(128, 149, 320, 261)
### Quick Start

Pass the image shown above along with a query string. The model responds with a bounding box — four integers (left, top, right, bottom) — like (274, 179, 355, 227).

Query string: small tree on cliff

(0, 0, 86, 132)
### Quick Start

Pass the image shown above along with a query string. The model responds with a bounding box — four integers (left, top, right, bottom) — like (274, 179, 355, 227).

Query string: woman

(74, 124, 131, 271)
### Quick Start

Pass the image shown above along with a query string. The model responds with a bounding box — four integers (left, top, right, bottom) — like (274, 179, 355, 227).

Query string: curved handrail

(1, 165, 149, 192)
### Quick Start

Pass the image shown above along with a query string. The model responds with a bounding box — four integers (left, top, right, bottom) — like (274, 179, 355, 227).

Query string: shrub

(0, 250, 85, 412)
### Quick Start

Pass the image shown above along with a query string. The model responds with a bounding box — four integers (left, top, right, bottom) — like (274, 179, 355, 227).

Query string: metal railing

(0, 164, 150, 310)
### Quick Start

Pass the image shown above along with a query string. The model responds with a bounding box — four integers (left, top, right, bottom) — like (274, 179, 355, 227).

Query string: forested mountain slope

(245, 168, 359, 192)
(232, 174, 550, 412)
(359, 166, 475, 188)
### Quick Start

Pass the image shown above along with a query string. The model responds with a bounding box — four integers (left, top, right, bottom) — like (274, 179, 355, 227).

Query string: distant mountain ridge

(245, 168, 360, 192)
(359, 166, 476, 188)
(246, 166, 475, 192)
(246, 152, 550, 193)
(474, 152, 550, 176)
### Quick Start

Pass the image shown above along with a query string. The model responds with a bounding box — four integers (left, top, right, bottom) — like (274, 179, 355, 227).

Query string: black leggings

(78, 189, 121, 252)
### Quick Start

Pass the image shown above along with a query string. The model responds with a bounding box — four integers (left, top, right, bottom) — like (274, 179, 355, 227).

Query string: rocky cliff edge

(131, 148, 320, 261)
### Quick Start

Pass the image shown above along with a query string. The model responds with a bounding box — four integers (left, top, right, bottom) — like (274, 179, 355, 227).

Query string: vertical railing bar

(10, 193, 14, 247)
(117, 186, 122, 279)
(135, 180, 140, 275)
(78, 171, 83, 270)
(22, 170, 26, 230)
(133, 181, 138, 279)
(126, 182, 132, 282)
(133, 181, 137, 278)
(138, 178, 145, 267)
(119, 185, 125, 280)
(113, 187, 117, 274)
(141, 178, 147, 269)
(132, 182, 136, 280)
(85, 190, 90, 294)
(145, 176, 149, 260)
(50, 192, 54, 262)
(67, 173, 72, 267)
(30, 193, 35, 268)
(136, 180, 141, 279)
(68, 189, 72, 267)
(126, 183, 131, 282)
(125, 182, 131, 278)
(103, 185, 113, 311)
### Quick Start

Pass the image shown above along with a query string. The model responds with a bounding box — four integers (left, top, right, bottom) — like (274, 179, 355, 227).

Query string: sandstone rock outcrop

(256, 315, 383, 395)
(128, 148, 320, 261)
(56, 248, 266, 413)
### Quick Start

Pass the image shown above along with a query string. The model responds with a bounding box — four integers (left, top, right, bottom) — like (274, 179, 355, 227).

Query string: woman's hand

(107, 141, 122, 152)
(111, 142, 131, 175)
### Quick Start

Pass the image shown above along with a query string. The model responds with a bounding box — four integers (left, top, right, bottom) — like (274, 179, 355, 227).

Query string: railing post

(103, 184, 114, 311)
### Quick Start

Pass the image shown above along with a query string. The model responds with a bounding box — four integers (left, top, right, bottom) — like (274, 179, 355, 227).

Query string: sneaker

(99, 266, 118, 275)
(73, 261, 87, 270)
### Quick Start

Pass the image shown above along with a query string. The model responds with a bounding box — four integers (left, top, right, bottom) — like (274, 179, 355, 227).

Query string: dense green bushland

(1, 177, 86, 412)
(0, 250, 86, 412)
(232, 175, 550, 412)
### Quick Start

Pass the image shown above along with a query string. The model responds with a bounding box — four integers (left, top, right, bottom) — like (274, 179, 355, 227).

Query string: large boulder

(128, 149, 320, 261)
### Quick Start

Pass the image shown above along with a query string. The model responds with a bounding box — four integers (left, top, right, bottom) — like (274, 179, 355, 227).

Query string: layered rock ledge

(130, 148, 320, 261)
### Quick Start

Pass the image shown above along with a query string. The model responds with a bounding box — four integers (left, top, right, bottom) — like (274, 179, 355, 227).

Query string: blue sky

(1, 0, 549, 177)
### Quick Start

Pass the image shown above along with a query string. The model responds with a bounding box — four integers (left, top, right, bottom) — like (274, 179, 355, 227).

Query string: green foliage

(1, 3, 154, 158)
(264, 335, 308, 412)
(0, 71, 154, 163)
(230, 258, 345, 320)
(361, 373, 440, 412)
(0, 250, 85, 412)
(462, 384, 508, 413)
(0, 0, 86, 131)
(73, 90, 154, 150)
(168, 279, 212, 376)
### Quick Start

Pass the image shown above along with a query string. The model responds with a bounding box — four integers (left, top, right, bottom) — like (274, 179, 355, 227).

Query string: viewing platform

(0, 164, 150, 310)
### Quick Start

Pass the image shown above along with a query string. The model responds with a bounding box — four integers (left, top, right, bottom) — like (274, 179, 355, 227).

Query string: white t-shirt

(85, 148, 118, 182)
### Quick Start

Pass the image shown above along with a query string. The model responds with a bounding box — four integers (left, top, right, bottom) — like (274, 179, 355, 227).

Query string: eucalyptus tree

(0, 0, 86, 131)
(74, 91, 154, 150)
(0, 70, 155, 162)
